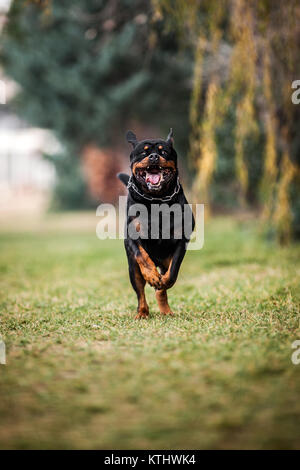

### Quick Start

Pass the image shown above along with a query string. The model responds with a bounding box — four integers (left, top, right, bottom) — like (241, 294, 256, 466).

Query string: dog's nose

(148, 153, 159, 164)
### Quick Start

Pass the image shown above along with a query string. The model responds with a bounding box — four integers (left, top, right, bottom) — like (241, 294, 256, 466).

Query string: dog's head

(126, 129, 178, 195)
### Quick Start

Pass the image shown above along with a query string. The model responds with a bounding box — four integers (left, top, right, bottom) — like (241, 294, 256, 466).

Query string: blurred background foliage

(1, 0, 300, 242)
(153, 0, 300, 243)
(1, 0, 192, 208)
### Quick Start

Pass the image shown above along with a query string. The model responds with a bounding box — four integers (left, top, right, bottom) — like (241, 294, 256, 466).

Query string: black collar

(127, 176, 181, 202)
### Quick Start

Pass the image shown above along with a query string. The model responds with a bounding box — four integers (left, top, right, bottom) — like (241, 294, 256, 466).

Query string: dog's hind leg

(155, 288, 173, 316)
(129, 261, 149, 319)
(156, 258, 174, 316)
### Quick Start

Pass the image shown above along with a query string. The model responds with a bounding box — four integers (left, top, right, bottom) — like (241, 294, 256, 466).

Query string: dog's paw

(140, 265, 162, 289)
(135, 312, 149, 319)
(161, 309, 174, 316)
(147, 271, 162, 289)
(135, 307, 149, 319)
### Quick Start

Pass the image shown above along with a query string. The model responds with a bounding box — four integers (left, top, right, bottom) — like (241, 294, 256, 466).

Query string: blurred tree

(154, 0, 300, 243)
(1, 0, 192, 208)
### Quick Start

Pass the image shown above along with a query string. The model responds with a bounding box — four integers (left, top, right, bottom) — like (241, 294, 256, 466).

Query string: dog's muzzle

(148, 153, 159, 165)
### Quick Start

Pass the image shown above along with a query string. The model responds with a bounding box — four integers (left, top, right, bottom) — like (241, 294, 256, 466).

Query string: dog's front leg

(160, 240, 187, 290)
(127, 238, 162, 289)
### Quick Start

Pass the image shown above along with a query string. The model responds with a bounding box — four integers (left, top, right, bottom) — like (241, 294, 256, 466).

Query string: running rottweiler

(118, 129, 194, 318)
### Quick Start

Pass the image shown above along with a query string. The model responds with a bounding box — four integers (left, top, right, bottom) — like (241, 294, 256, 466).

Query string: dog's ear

(166, 128, 174, 146)
(126, 130, 138, 148)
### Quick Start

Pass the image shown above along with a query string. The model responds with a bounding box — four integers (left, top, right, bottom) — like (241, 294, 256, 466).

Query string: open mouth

(137, 166, 173, 188)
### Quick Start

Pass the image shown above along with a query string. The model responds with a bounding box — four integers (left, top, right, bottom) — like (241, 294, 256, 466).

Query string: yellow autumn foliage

(152, 0, 299, 242)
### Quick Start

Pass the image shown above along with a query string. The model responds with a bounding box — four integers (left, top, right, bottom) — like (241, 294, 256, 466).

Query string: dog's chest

(135, 209, 184, 240)
(141, 237, 177, 262)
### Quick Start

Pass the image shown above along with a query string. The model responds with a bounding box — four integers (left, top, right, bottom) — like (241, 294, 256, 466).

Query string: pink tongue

(147, 173, 160, 185)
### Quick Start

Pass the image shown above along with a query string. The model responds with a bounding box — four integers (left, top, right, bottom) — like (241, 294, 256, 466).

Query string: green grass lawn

(0, 213, 299, 449)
